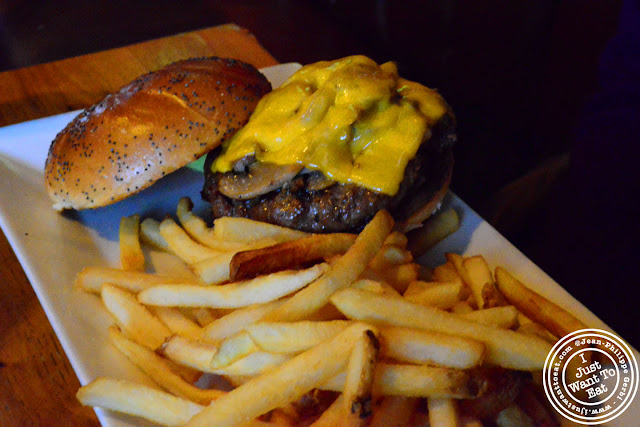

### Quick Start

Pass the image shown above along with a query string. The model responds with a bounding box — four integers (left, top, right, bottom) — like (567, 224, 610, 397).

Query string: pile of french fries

(75, 197, 587, 426)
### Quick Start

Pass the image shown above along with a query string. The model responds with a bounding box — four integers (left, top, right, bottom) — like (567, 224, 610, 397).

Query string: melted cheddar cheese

(212, 55, 448, 195)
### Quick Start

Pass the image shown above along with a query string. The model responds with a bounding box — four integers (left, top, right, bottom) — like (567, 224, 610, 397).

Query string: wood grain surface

(0, 24, 277, 426)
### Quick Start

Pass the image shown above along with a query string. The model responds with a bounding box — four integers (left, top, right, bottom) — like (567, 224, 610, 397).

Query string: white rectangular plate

(0, 63, 637, 426)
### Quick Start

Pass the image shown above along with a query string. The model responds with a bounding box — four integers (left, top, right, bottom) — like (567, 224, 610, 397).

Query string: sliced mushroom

(219, 162, 304, 199)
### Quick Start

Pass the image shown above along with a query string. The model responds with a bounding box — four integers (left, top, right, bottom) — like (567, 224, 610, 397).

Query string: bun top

(44, 57, 271, 211)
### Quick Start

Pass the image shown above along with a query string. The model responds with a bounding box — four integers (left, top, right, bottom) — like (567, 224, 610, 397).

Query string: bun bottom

(396, 152, 453, 233)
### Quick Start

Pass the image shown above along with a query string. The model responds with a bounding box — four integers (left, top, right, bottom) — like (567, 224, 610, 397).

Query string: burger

(202, 55, 456, 233)
(45, 55, 456, 234)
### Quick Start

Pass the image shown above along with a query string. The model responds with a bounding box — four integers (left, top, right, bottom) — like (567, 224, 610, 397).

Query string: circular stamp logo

(543, 329, 639, 425)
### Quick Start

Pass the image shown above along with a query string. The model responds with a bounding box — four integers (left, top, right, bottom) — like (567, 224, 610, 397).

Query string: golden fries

(186, 323, 377, 426)
(379, 326, 484, 369)
(403, 281, 468, 310)
(342, 329, 378, 423)
(230, 233, 356, 281)
(119, 214, 145, 271)
(176, 197, 246, 252)
(199, 299, 287, 342)
(77, 378, 204, 426)
(138, 263, 328, 308)
(330, 287, 552, 370)
(147, 306, 203, 339)
(75, 202, 573, 426)
(160, 217, 223, 264)
(212, 216, 307, 243)
(321, 363, 486, 399)
(427, 397, 458, 427)
(494, 267, 588, 337)
(245, 320, 350, 354)
(191, 238, 282, 285)
(108, 327, 223, 405)
(75, 266, 189, 293)
(101, 284, 171, 350)
(459, 305, 519, 329)
(140, 217, 171, 251)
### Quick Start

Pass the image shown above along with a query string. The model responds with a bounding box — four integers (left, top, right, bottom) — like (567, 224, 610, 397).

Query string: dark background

(1, 1, 636, 344)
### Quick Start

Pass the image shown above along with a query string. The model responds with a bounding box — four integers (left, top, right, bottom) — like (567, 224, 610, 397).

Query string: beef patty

(201, 114, 456, 233)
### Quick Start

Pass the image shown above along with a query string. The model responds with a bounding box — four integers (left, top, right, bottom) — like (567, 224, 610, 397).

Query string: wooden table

(0, 24, 277, 425)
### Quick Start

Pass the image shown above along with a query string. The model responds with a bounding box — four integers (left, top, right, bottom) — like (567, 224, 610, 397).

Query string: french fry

(494, 267, 588, 337)
(209, 330, 260, 369)
(192, 251, 236, 285)
(368, 396, 418, 427)
(321, 363, 486, 399)
(403, 281, 468, 310)
(138, 263, 328, 308)
(369, 245, 413, 271)
(192, 238, 282, 285)
(140, 217, 171, 252)
(186, 307, 218, 327)
(263, 210, 394, 322)
(200, 299, 287, 342)
(77, 378, 204, 426)
(108, 327, 225, 405)
(147, 306, 203, 339)
(76, 202, 573, 427)
(245, 320, 351, 354)
(407, 207, 459, 256)
(160, 335, 291, 376)
(444, 253, 478, 300)
(516, 313, 558, 343)
(159, 217, 223, 264)
(119, 214, 145, 271)
(230, 233, 356, 281)
(75, 266, 190, 293)
(330, 288, 552, 370)
(462, 255, 505, 309)
(383, 231, 408, 249)
(351, 279, 403, 299)
(431, 261, 464, 285)
(176, 197, 246, 252)
(160, 334, 218, 372)
(427, 397, 458, 427)
(343, 330, 378, 423)
(101, 284, 171, 350)
(380, 326, 484, 369)
(215, 352, 292, 377)
(451, 300, 474, 315)
(212, 216, 307, 244)
(459, 305, 519, 329)
(370, 262, 420, 294)
(185, 322, 377, 427)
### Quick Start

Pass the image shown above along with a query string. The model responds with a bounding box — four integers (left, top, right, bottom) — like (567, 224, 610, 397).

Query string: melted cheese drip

(212, 55, 448, 195)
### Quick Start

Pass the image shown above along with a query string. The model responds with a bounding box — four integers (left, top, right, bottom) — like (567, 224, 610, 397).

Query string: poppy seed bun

(45, 57, 271, 211)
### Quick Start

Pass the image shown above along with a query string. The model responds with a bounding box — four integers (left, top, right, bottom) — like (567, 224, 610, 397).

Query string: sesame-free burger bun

(45, 57, 271, 211)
